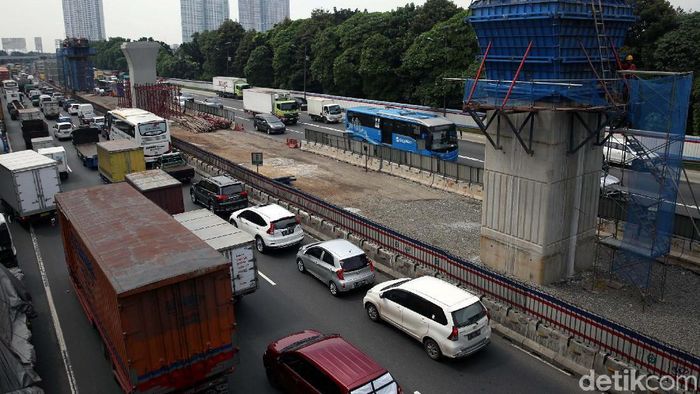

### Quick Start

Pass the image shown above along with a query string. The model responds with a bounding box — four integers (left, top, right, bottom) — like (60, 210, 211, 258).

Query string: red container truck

(56, 183, 236, 393)
(125, 169, 185, 215)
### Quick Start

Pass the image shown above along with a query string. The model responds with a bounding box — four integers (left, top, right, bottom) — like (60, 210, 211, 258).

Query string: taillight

(486, 308, 491, 322)
(295, 216, 300, 225)
(336, 269, 344, 280)
(240, 191, 248, 198)
(448, 326, 459, 341)
(368, 259, 375, 272)
(267, 223, 276, 234)
(216, 194, 227, 202)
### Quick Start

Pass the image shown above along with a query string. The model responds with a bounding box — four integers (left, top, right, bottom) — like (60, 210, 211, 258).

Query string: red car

(263, 330, 402, 394)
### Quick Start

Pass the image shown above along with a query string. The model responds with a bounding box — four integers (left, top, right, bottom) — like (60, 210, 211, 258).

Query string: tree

(625, 0, 680, 68)
(245, 46, 274, 87)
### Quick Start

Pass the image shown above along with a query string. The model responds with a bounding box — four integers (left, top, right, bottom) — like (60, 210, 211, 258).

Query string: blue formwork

(57, 41, 96, 92)
(468, 0, 635, 88)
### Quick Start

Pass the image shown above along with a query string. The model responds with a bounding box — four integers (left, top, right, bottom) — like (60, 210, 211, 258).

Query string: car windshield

(350, 373, 399, 394)
(452, 301, 486, 328)
(273, 216, 297, 230)
(428, 124, 458, 152)
(279, 102, 298, 111)
(269, 119, 285, 127)
(59, 124, 71, 130)
(328, 105, 341, 115)
(221, 184, 243, 195)
(341, 253, 369, 272)
(139, 121, 167, 136)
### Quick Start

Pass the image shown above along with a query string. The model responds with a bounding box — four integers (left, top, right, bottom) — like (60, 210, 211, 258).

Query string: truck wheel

(190, 191, 197, 204)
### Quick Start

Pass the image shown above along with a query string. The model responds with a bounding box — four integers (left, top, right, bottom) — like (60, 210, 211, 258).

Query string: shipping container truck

(0, 150, 61, 222)
(174, 209, 259, 299)
(38, 146, 71, 180)
(56, 183, 236, 393)
(8, 100, 23, 121)
(213, 76, 250, 99)
(125, 169, 184, 215)
(307, 97, 343, 123)
(243, 88, 299, 125)
(19, 109, 49, 150)
(97, 139, 146, 183)
(153, 151, 194, 183)
(72, 127, 100, 169)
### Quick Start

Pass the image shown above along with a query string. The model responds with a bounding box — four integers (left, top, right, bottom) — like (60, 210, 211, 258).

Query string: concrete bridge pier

(480, 110, 602, 285)
(120, 42, 160, 107)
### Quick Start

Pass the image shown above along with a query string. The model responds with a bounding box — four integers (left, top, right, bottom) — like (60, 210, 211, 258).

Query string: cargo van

(77, 103, 95, 125)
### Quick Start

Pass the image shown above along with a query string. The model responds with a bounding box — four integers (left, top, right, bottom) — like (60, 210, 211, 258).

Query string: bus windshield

(139, 121, 167, 136)
(429, 125, 458, 152)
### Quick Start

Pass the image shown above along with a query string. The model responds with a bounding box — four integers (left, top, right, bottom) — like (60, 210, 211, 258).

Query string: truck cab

(0, 213, 17, 268)
(273, 95, 299, 125)
(233, 82, 250, 99)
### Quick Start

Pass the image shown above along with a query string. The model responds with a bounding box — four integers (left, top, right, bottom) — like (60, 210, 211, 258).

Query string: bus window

(429, 125, 457, 152)
(115, 120, 135, 138)
(139, 121, 167, 136)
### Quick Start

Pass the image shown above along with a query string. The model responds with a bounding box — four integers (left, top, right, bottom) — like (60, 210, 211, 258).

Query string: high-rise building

(34, 37, 43, 53)
(62, 0, 106, 41)
(238, 0, 290, 32)
(181, 0, 230, 43)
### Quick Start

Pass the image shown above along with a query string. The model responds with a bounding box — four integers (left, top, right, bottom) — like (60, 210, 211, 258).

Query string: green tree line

(90, 0, 700, 132)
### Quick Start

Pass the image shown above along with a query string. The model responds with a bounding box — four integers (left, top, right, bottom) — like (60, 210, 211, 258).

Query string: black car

(293, 97, 307, 111)
(253, 114, 286, 134)
(190, 175, 248, 214)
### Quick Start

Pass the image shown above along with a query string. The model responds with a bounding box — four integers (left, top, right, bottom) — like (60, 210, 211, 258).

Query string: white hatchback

(53, 122, 74, 140)
(229, 204, 305, 253)
(363, 276, 491, 360)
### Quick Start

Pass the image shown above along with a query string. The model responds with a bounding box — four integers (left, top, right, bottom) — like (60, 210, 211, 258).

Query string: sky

(0, 0, 696, 51)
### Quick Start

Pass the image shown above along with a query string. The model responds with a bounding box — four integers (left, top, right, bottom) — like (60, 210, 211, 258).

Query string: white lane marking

(258, 271, 277, 286)
(510, 343, 572, 377)
(30, 225, 79, 394)
(300, 122, 344, 133)
(458, 155, 484, 163)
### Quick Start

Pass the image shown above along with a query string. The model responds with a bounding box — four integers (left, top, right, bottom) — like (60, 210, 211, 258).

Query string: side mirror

(379, 293, 386, 299)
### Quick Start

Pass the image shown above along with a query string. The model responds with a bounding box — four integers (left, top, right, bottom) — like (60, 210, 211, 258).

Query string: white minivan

(77, 103, 95, 125)
(363, 276, 491, 360)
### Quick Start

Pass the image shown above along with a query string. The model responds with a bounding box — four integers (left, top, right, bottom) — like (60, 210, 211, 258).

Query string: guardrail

(304, 128, 483, 185)
(185, 101, 238, 122)
(172, 135, 699, 382)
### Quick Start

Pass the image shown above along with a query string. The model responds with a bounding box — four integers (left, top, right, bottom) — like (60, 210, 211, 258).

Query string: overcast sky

(1, 0, 696, 51)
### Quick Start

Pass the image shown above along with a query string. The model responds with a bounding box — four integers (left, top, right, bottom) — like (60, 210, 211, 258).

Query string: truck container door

(227, 245, 256, 295)
(16, 170, 42, 213)
(38, 167, 60, 209)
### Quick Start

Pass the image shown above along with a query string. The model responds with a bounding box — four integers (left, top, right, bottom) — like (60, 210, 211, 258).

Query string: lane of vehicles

(243, 88, 299, 125)
(345, 106, 459, 162)
(56, 183, 236, 393)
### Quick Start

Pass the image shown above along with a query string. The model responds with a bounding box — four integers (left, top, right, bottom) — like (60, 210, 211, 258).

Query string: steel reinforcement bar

(173, 136, 699, 380)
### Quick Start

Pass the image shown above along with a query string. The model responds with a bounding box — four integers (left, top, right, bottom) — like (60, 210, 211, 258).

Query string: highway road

(0, 100, 584, 393)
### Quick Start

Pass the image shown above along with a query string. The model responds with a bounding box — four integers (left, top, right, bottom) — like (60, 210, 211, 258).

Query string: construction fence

(184, 101, 238, 123)
(304, 128, 483, 185)
(172, 136, 699, 383)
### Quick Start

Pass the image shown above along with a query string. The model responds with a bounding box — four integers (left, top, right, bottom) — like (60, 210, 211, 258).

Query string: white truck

(38, 146, 71, 180)
(0, 150, 61, 222)
(174, 209, 258, 299)
(307, 97, 343, 123)
(41, 100, 60, 119)
(213, 76, 250, 99)
(31, 136, 54, 151)
(243, 88, 299, 125)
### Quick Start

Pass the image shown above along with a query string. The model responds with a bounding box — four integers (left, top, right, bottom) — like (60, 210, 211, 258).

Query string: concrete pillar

(120, 42, 160, 108)
(480, 111, 602, 284)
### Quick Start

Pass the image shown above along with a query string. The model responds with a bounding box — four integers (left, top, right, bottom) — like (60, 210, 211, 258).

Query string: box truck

(125, 169, 184, 215)
(41, 100, 60, 119)
(56, 183, 236, 393)
(243, 88, 299, 125)
(174, 209, 258, 299)
(31, 136, 54, 151)
(0, 150, 61, 222)
(213, 76, 250, 99)
(307, 97, 343, 123)
(97, 140, 146, 183)
(37, 146, 71, 180)
(19, 109, 49, 150)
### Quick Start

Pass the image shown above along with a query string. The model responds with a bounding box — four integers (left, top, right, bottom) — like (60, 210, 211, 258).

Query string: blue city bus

(344, 106, 459, 161)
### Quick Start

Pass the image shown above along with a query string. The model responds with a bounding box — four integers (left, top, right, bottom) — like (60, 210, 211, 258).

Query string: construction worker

(621, 54, 637, 72)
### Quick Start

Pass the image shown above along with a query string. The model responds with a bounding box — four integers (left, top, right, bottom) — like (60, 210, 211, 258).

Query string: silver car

(296, 239, 376, 296)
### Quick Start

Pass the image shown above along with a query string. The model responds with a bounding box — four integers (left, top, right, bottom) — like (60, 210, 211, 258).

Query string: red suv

(263, 330, 402, 394)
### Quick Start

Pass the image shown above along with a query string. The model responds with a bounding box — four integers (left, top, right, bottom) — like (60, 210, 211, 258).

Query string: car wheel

(265, 367, 280, 388)
(208, 201, 215, 212)
(190, 191, 197, 204)
(266, 128, 270, 134)
(329, 282, 339, 297)
(424, 338, 443, 360)
(254, 123, 258, 131)
(296, 258, 305, 273)
(366, 303, 380, 322)
(255, 236, 267, 253)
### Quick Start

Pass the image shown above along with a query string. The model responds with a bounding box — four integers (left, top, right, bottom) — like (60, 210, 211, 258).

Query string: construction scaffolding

(117, 81, 181, 119)
(56, 38, 95, 92)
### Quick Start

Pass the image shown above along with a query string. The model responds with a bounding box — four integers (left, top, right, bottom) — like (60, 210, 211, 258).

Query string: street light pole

(225, 41, 232, 75)
(303, 45, 309, 100)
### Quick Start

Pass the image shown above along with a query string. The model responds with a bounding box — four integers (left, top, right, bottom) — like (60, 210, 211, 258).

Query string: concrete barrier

(362, 242, 381, 260)
(259, 192, 269, 204)
(309, 215, 324, 232)
(393, 256, 416, 276)
(376, 248, 397, 267)
(564, 338, 597, 370)
(298, 210, 310, 224)
(348, 233, 364, 248)
(321, 220, 335, 236)
(334, 226, 350, 240)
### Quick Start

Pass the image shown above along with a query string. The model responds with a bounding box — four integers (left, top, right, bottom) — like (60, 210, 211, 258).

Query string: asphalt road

(0, 100, 584, 393)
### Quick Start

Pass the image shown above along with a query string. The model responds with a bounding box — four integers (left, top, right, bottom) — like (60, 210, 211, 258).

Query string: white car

(363, 276, 491, 360)
(68, 103, 80, 115)
(603, 135, 658, 166)
(53, 122, 74, 140)
(229, 204, 304, 253)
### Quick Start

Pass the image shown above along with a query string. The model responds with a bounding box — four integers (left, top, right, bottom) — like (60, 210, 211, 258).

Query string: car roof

(399, 276, 480, 309)
(297, 335, 386, 390)
(258, 114, 278, 120)
(209, 175, 238, 186)
(251, 204, 294, 221)
(318, 239, 364, 260)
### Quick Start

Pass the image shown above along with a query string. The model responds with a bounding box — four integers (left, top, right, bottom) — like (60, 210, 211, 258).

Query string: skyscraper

(238, 0, 290, 32)
(62, 0, 106, 41)
(34, 37, 43, 53)
(181, 0, 230, 43)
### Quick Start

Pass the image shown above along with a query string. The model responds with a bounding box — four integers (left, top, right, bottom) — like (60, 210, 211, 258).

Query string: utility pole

(225, 41, 232, 75)
(303, 45, 309, 100)
(442, 28, 448, 116)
